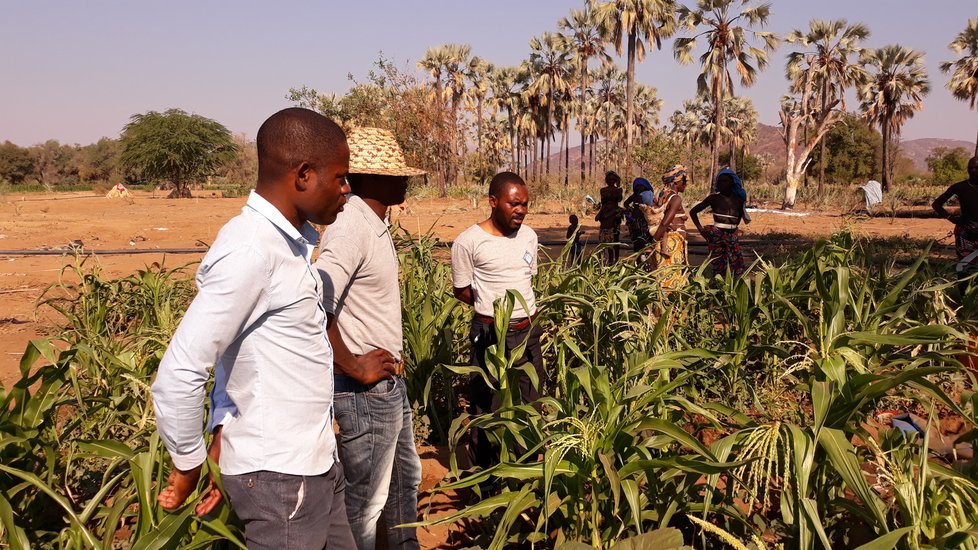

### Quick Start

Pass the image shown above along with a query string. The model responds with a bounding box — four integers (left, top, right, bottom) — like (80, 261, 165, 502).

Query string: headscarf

(717, 168, 747, 201)
(630, 177, 655, 207)
(661, 164, 687, 190)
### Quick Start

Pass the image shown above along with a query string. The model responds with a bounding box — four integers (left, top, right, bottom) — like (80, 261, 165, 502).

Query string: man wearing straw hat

(316, 127, 425, 550)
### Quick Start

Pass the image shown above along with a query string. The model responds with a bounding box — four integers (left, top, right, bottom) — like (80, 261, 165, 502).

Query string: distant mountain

(531, 125, 974, 175)
(898, 138, 975, 171)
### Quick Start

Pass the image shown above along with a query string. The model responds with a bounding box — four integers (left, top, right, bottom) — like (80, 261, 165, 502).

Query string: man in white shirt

(450, 171, 544, 470)
(316, 127, 424, 550)
(152, 108, 382, 549)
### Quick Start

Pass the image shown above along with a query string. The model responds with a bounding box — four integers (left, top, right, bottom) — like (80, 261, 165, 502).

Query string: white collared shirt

(152, 191, 336, 476)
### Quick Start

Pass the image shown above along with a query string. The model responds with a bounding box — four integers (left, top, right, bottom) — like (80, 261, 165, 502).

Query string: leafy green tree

(77, 138, 120, 184)
(29, 140, 79, 188)
(806, 113, 881, 184)
(940, 18, 978, 156)
(926, 146, 970, 184)
(0, 140, 35, 185)
(119, 109, 237, 198)
(718, 149, 762, 181)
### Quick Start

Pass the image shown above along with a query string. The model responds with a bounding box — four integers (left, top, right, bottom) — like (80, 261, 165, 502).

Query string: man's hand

(195, 426, 223, 516)
(157, 426, 224, 515)
(158, 465, 202, 511)
(350, 348, 399, 385)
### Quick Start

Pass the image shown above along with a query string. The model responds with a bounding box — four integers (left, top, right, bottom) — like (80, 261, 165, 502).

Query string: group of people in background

(588, 164, 751, 281)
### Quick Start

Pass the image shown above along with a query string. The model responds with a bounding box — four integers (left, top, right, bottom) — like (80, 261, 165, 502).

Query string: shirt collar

(245, 190, 320, 250)
(348, 195, 390, 237)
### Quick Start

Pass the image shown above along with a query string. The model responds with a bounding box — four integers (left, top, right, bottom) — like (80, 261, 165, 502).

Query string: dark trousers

(467, 318, 545, 470)
(223, 463, 356, 550)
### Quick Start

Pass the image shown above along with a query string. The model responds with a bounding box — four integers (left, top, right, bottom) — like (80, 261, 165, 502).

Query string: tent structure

(105, 183, 132, 198)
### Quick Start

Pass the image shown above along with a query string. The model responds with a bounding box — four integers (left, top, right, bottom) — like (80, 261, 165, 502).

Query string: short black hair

(256, 108, 346, 182)
(605, 170, 620, 185)
(488, 171, 526, 198)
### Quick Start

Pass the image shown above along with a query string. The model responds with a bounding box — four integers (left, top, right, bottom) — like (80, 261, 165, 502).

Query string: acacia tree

(674, 0, 778, 186)
(940, 18, 978, 156)
(119, 109, 236, 198)
(780, 19, 869, 208)
(560, 7, 610, 185)
(858, 45, 930, 192)
(592, 0, 678, 179)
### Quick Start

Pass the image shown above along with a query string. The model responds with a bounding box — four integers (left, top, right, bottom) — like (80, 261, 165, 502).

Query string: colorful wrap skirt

(654, 229, 688, 288)
(702, 225, 745, 277)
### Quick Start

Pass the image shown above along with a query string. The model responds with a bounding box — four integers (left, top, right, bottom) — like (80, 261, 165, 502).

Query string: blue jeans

(334, 374, 422, 550)
(222, 464, 355, 550)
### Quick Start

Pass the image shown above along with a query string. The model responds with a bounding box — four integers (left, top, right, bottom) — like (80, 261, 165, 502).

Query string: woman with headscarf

(623, 177, 656, 252)
(690, 168, 748, 277)
(651, 165, 689, 287)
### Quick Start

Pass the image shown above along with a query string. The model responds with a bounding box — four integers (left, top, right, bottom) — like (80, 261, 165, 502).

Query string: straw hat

(347, 127, 426, 176)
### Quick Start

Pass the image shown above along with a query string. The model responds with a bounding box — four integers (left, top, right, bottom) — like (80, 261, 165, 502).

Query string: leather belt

(474, 314, 532, 331)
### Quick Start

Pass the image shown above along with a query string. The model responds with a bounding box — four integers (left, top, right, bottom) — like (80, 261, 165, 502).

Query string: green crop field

(1, 231, 976, 549)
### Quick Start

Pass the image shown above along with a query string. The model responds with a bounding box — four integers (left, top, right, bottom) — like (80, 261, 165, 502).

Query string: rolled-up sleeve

(152, 244, 270, 471)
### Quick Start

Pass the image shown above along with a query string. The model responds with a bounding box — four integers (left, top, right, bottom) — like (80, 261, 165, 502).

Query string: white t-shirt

(451, 223, 538, 319)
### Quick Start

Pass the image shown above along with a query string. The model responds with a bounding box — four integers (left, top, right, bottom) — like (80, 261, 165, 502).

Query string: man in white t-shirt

(450, 171, 543, 470)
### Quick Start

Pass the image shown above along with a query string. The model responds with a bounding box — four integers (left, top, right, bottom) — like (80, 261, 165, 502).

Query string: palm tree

(632, 83, 664, 143)
(560, 7, 610, 185)
(674, 0, 779, 185)
(940, 18, 978, 156)
(528, 32, 572, 178)
(670, 97, 712, 182)
(723, 96, 757, 171)
(491, 65, 526, 171)
(858, 45, 930, 192)
(418, 43, 472, 194)
(592, 63, 627, 168)
(466, 56, 493, 175)
(591, 0, 678, 179)
(786, 19, 869, 191)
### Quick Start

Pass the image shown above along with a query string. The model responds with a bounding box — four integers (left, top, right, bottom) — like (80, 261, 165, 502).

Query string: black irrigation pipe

(0, 248, 208, 256)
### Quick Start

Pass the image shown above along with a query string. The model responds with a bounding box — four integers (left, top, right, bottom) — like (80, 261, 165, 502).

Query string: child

(567, 214, 585, 262)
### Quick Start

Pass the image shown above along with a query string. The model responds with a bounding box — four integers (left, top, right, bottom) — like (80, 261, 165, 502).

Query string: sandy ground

(0, 189, 957, 547)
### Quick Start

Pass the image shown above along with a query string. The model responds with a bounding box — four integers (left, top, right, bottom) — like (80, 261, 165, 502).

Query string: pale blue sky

(2, 1, 975, 146)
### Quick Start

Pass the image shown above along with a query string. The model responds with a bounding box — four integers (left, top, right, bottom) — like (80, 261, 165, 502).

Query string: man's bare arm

(933, 185, 959, 223)
(453, 286, 474, 306)
(326, 315, 397, 383)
